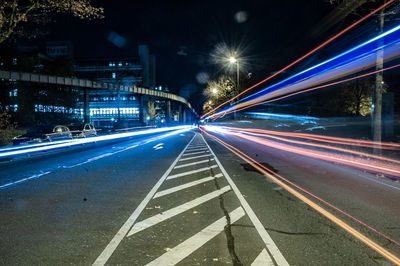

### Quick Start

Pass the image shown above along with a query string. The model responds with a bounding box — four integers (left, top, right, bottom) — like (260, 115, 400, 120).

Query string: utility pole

(373, 1, 386, 152)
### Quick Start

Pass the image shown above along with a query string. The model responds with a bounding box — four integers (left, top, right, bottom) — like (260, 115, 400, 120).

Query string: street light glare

(229, 57, 237, 64)
(212, 88, 218, 94)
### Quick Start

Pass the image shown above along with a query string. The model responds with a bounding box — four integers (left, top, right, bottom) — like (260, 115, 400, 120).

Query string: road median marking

(145, 207, 245, 266)
(174, 158, 214, 169)
(154, 173, 223, 198)
(167, 165, 218, 180)
(128, 185, 231, 236)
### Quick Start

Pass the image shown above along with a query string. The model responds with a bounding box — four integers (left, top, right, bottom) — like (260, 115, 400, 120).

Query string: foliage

(203, 75, 237, 112)
(146, 100, 158, 123)
(0, 104, 22, 146)
(0, 0, 104, 43)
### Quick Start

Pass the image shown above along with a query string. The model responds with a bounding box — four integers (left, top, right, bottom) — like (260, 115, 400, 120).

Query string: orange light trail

(204, 125, 400, 178)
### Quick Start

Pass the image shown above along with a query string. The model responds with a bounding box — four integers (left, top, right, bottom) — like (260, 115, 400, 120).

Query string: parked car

(12, 126, 52, 145)
(45, 125, 73, 141)
(69, 123, 97, 138)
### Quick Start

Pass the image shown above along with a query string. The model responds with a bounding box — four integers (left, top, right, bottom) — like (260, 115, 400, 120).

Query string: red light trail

(219, 126, 400, 150)
(207, 63, 400, 119)
(202, 0, 396, 119)
(204, 125, 400, 178)
(200, 127, 400, 264)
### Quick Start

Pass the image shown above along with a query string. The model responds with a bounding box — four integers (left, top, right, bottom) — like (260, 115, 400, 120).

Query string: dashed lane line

(153, 173, 223, 199)
(178, 154, 213, 162)
(201, 133, 290, 266)
(127, 185, 231, 236)
(251, 249, 275, 266)
(166, 165, 218, 180)
(174, 158, 214, 169)
(92, 134, 196, 266)
(145, 207, 245, 266)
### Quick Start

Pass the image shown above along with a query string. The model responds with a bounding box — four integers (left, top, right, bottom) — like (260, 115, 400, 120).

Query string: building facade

(74, 45, 157, 128)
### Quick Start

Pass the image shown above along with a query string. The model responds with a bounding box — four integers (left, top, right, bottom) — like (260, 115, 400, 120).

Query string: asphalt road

(0, 128, 399, 265)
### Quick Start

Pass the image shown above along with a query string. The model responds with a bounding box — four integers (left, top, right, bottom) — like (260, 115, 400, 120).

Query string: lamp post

(228, 56, 239, 94)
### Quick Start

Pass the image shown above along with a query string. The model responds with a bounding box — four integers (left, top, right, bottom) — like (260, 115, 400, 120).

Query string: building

(74, 45, 157, 128)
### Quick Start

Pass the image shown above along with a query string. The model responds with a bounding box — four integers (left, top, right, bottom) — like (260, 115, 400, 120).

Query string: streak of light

(200, 127, 400, 264)
(219, 126, 400, 150)
(207, 24, 400, 119)
(0, 126, 194, 159)
(201, 0, 396, 119)
(208, 63, 400, 119)
(221, 127, 400, 165)
(203, 125, 400, 178)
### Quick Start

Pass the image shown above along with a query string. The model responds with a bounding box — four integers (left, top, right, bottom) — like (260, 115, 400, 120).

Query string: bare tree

(146, 100, 158, 124)
(203, 75, 237, 111)
(0, 0, 104, 43)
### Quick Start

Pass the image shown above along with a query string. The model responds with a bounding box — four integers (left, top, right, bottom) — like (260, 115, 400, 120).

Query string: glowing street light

(228, 57, 237, 64)
(212, 88, 218, 94)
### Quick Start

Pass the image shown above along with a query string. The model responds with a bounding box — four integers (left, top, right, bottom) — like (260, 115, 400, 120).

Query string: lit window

(118, 62, 122, 66)
(112, 73, 116, 79)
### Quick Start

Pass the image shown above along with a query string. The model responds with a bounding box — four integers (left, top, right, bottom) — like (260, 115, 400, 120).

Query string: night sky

(48, 0, 335, 111)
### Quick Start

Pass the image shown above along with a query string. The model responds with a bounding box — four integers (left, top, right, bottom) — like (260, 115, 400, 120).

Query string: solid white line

(145, 207, 245, 266)
(128, 185, 231, 236)
(182, 150, 209, 156)
(251, 249, 274, 266)
(179, 154, 213, 162)
(92, 133, 197, 266)
(167, 165, 218, 180)
(174, 158, 214, 169)
(201, 134, 289, 266)
(153, 173, 223, 198)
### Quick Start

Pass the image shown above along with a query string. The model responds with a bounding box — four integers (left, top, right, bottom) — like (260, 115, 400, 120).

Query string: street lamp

(212, 88, 218, 94)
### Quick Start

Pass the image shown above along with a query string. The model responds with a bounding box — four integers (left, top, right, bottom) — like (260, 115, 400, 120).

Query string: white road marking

(153, 173, 223, 199)
(179, 154, 212, 162)
(174, 158, 214, 169)
(153, 143, 164, 149)
(187, 145, 206, 149)
(92, 134, 196, 266)
(128, 185, 231, 236)
(251, 249, 274, 266)
(201, 134, 289, 266)
(167, 165, 218, 180)
(185, 147, 208, 152)
(145, 207, 245, 266)
(0, 171, 51, 189)
(182, 150, 209, 156)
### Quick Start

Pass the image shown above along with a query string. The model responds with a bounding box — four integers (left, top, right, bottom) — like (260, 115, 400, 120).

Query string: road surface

(0, 128, 399, 265)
